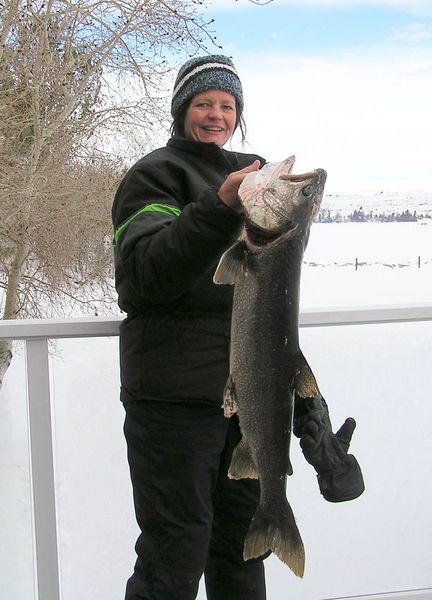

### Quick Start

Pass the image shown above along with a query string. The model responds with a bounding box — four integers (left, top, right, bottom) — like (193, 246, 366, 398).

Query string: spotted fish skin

(214, 158, 327, 578)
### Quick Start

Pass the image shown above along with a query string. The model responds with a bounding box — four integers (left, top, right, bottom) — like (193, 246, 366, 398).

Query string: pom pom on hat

(171, 55, 244, 118)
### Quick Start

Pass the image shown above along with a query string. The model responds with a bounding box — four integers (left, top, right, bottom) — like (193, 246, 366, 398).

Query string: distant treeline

(317, 207, 432, 223)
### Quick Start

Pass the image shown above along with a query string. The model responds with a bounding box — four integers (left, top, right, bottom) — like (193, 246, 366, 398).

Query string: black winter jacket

(112, 137, 265, 405)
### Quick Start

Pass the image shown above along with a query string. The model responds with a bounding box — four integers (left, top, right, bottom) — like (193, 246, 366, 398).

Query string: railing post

(25, 338, 61, 600)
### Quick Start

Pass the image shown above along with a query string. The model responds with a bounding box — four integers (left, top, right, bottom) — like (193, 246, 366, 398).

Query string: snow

(301, 221, 432, 308)
(1, 220, 431, 599)
(321, 189, 432, 219)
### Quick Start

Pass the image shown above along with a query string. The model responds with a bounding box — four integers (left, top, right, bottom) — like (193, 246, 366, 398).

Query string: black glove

(294, 396, 365, 503)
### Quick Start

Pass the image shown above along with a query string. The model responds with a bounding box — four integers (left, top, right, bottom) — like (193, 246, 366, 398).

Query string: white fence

(1, 303, 432, 600)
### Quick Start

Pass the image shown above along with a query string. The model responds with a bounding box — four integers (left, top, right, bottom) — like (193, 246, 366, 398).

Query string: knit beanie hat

(171, 55, 244, 118)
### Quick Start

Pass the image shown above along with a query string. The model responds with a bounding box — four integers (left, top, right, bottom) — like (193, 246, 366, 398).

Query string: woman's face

(183, 90, 237, 147)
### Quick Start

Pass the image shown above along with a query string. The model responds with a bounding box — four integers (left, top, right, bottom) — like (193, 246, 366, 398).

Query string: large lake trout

(214, 157, 327, 577)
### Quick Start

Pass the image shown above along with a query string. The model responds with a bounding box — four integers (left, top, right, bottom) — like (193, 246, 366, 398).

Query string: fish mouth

(280, 169, 326, 218)
(244, 219, 296, 248)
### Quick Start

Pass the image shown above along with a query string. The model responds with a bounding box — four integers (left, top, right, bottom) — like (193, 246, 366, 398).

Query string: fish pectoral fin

(294, 350, 321, 399)
(213, 240, 248, 285)
(222, 374, 238, 418)
(228, 438, 258, 480)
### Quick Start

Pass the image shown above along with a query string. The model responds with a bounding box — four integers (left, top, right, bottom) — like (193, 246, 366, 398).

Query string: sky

(188, 0, 432, 192)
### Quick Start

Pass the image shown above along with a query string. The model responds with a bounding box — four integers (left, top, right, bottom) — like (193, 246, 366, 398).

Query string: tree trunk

(0, 237, 29, 391)
(0, 339, 12, 390)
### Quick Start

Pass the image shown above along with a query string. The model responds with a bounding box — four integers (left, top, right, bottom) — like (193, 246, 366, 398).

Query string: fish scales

(214, 157, 327, 578)
(230, 247, 303, 572)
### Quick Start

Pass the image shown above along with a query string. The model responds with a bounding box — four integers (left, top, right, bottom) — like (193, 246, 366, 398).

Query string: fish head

(239, 157, 327, 252)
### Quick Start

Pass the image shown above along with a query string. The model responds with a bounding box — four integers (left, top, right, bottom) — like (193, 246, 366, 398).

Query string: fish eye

(302, 185, 314, 197)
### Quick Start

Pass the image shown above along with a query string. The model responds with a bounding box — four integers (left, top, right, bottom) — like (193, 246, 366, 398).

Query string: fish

(213, 156, 327, 578)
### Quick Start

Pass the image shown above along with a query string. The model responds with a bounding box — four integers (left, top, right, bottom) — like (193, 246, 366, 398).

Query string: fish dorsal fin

(213, 240, 248, 285)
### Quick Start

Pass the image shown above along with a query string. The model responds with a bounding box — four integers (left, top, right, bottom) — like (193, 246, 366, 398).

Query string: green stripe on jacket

(113, 203, 181, 246)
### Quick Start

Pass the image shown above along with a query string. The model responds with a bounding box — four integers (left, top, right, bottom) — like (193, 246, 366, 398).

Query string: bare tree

(0, 0, 218, 385)
(0, 0, 271, 387)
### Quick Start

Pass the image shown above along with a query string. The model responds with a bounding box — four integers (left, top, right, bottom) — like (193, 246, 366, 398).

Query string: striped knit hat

(171, 55, 244, 118)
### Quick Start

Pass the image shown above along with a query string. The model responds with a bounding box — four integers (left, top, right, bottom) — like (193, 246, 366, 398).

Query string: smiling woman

(183, 90, 237, 146)
(111, 53, 268, 600)
(170, 54, 247, 143)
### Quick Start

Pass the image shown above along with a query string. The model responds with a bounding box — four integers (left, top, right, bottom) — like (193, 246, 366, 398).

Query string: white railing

(1, 302, 432, 600)
(324, 590, 432, 599)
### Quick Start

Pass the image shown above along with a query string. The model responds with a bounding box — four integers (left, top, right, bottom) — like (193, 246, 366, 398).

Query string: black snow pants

(123, 400, 267, 600)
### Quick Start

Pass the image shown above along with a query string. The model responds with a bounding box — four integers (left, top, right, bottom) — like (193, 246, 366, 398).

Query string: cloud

(389, 22, 432, 42)
(229, 47, 432, 191)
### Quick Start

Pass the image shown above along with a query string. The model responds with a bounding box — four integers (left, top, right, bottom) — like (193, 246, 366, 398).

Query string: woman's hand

(218, 160, 261, 213)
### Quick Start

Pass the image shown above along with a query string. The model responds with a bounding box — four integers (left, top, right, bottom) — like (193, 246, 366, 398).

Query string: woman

(112, 54, 363, 600)
(112, 55, 268, 600)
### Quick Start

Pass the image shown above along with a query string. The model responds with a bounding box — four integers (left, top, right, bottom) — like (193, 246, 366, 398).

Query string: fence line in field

(304, 256, 430, 270)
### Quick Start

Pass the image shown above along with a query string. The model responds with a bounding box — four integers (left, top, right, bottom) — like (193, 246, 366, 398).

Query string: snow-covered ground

(1, 220, 431, 599)
(321, 189, 432, 219)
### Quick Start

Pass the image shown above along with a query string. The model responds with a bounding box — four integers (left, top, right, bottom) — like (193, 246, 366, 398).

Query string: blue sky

(193, 0, 432, 191)
(213, 4, 411, 53)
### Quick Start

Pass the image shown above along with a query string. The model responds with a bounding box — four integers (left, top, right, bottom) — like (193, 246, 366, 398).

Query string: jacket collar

(167, 136, 241, 170)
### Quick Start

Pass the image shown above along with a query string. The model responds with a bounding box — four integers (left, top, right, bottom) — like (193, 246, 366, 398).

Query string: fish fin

(243, 501, 305, 578)
(222, 374, 238, 418)
(286, 388, 294, 477)
(228, 438, 258, 480)
(294, 350, 322, 399)
(286, 458, 294, 477)
(213, 240, 248, 285)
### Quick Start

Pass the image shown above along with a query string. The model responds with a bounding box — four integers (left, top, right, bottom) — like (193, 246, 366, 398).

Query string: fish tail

(243, 502, 305, 578)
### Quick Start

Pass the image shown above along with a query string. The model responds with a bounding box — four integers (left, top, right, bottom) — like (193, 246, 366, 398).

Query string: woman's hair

(170, 98, 247, 144)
